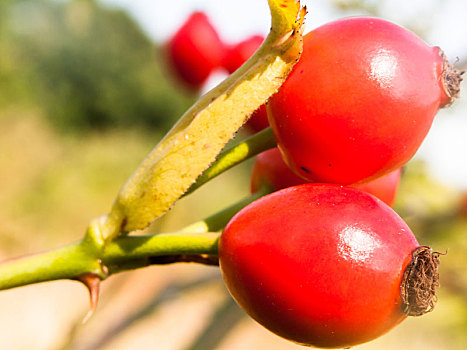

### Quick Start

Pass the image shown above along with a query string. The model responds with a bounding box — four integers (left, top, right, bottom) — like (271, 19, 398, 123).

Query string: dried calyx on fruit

(440, 51, 464, 105)
(401, 246, 442, 316)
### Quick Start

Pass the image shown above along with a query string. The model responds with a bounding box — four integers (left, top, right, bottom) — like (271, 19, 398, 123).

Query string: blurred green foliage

(0, 0, 194, 132)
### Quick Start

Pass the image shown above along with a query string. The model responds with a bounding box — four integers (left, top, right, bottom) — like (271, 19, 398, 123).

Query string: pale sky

(100, 0, 467, 56)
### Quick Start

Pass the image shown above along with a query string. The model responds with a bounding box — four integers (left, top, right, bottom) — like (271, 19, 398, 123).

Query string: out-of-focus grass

(0, 107, 154, 254)
(0, 106, 252, 252)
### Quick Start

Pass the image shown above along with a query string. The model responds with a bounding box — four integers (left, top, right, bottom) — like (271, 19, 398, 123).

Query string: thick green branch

(0, 232, 220, 291)
(0, 191, 270, 291)
(0, 242, 105, 290)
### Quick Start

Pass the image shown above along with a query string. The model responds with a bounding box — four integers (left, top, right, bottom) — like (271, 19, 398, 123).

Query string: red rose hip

(250, 148, 401, 206)
(219, 184, 440, 348)
(250, 148, 308, 193)
(246, 104, 269, 133)
(166, 11, 224, 90)
(356, 167, 401, 207)
(268, 17, 463, 185)
(223, 35, 264, 74)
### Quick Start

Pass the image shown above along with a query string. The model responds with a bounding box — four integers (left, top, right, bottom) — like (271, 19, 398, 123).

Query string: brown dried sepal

(401, 246, 442, 316)
(440, 50, 464, 107)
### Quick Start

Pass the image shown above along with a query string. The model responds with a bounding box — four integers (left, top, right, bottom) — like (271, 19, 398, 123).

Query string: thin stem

(88, 232, 221, 274)
(181, 189, 268, 233)
(103, 233, 219, 263)
(186, 127, 276, 195)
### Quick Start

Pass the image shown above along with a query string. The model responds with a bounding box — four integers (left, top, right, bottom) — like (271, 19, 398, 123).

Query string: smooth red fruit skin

(166, 12, 224, 90)
(223, 35, 264, 74)
(219, 184, 419, 348)
(356, 168, 401, 207)
(250, 148, 308, 193)
(246, 104, 270, 132)
(268, 17, 448, 185)
(251, 148, 401, 206)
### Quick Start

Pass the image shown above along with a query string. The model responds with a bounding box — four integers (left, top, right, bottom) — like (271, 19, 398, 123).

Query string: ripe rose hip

(246, 104, 269, 132)
(223, 35, 264, 74)
(268, 17, 463, 185)
(250, 148, 308, 192)
(250, 148, 401, 206)
(166, 11, 224, 90)
(356, 167, 401, 207)
(219, 184, 440, 348)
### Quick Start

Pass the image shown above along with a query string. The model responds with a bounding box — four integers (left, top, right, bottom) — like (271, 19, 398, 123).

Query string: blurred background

(0, 0, 466, 349)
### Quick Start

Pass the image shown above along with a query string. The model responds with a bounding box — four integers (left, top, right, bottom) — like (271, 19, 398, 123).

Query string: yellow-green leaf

(103, 0, 306, 240)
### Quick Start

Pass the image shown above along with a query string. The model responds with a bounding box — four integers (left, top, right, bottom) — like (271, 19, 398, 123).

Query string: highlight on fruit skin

(219, 183, 440, 348)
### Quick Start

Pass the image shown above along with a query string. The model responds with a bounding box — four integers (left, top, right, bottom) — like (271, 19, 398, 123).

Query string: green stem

(0, 220, 106, 290)
(0, 232, 220, 291)
(0, 242, 105, 290)
(0, 190, 270, 291)
(186, 127, 276, 195)
(101, 232, 221, 274)
(103, 233, 219, 263)
(181, 189, 268, 233)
